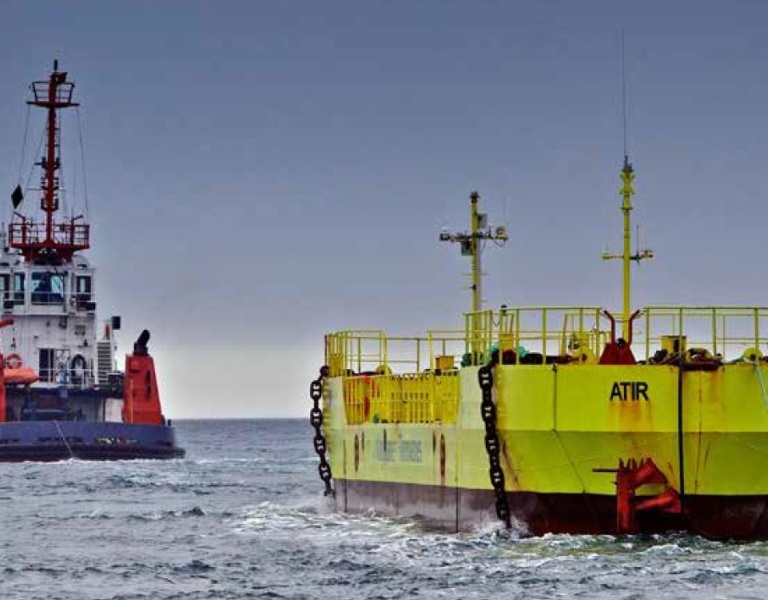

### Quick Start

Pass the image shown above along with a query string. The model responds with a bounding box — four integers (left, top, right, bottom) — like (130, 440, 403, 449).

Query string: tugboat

(0, 62, 184, 461)
(311, 156, 768, 539)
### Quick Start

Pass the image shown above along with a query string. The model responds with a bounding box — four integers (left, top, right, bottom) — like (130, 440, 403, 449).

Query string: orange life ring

(5, 353, 22, 369)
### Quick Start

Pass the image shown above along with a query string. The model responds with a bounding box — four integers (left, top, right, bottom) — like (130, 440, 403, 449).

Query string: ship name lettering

(399, 440, 422, 463)
(375, 440, 396, 462)
(609, 381, 649, 401)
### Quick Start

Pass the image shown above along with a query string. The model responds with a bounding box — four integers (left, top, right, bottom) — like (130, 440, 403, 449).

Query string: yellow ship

(309, 158, 768, 539)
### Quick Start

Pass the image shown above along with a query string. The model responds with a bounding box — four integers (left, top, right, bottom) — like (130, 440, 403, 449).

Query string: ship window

(38, 348, 55, 383)
(75, 275, 92, 301)
(13, 273, 24, 304)
(31, 272, 65, 305)
(0, 274, 9, 300)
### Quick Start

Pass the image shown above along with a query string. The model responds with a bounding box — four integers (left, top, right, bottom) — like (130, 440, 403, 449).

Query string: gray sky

(1, 1, 767, 418)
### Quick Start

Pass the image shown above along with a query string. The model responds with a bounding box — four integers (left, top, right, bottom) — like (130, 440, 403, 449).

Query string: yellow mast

(470, 191, 482, 313)
(440, 191, 508, 352)
(602, 156, 652, 339)
(601, 32, 652, 340)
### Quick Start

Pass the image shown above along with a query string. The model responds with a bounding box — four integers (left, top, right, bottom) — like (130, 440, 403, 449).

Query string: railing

(8, 221, 90, 250)
(326, 306, 768, 425)
(39, 366, 95, 388)
(465, 306, 606, 365)
(342, 371, 460, 425)
(325, 330, 467, 377)
(642, 306, 768, 361)
(327, 306, 768, 376)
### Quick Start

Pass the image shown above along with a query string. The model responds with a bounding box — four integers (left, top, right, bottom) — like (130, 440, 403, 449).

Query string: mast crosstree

(440, 191, 508, 355)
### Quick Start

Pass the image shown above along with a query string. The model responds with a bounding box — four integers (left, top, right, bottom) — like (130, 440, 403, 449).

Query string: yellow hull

(321, 362, 768, 537)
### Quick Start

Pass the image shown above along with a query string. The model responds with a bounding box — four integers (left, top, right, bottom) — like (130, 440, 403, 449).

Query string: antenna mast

(602, 32, 653, 339)
(440, 192, 508, 351)
(8, 60, 90, 263)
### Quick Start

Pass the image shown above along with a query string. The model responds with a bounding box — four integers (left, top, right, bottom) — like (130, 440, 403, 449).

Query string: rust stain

(439, 434, 446, 487)
(500, 439, 522, 489)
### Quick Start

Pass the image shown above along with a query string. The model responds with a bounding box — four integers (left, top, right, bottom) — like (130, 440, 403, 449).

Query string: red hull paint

(340, 478, 768, 539)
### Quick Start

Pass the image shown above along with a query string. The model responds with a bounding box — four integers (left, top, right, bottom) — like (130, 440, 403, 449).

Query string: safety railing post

(355, 336, 360, 374)
(382, 333, 388, 372)
(645, 309, 651, 362)
(754, 308, 760, 351)
(416, 338, 421, 372)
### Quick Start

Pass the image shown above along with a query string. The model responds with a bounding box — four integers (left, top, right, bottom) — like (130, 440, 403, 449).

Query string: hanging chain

(310, 366, 334, 497)
(478, 362, 511, 528)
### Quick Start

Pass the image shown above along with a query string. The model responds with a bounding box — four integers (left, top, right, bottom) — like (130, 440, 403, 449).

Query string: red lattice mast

(9, 60, 90, 263)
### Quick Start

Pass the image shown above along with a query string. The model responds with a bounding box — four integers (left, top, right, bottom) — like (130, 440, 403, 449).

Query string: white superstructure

(0, 230, 117, 387)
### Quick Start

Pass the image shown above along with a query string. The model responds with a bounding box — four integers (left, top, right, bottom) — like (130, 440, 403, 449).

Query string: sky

(0, 1, 767, 418)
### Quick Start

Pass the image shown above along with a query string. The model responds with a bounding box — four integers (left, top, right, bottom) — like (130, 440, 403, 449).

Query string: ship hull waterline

(0, 421, 184, 462)
(337, 478, 768, 539)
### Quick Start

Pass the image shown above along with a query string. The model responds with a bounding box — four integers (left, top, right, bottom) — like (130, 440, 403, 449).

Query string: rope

(53, 420, 75, 459)
(76, 107, 90, 216)
(16, 105, 31, 186)
(24, 125, 47, 200)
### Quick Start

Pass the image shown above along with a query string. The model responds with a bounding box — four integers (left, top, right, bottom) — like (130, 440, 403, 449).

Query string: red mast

(9, 61, 90, 263)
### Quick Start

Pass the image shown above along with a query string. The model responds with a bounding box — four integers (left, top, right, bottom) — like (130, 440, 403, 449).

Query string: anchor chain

(310, 365, 334, 497)
(478, 362, 511, 528)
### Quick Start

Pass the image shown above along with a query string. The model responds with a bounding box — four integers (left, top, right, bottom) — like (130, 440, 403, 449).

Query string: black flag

(10, 185, 23, 209)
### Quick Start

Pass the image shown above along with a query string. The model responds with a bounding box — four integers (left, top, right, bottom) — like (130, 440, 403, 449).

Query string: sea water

(1, 419, 767, 599)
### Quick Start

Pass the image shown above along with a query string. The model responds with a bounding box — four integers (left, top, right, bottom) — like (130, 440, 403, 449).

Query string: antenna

(621, 28, 629, 164)
(602, 32, 653, 339)
(8, 62, 90, 264)
(440, 192, 508, 354)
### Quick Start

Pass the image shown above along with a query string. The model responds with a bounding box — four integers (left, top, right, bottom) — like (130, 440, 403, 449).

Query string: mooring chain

(310, 366, 334, 497)
(478, 363, 511, 528)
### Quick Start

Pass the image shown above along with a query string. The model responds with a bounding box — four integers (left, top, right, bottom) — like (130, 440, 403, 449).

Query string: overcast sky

(1, 1, 767, 418)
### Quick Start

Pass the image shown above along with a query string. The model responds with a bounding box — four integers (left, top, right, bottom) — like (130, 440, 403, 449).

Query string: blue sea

(1, 419, 767, 599)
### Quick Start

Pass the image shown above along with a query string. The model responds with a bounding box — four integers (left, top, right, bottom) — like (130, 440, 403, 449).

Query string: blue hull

(0, 421, 184, 461)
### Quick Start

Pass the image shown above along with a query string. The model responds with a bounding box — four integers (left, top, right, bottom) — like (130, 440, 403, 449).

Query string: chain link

(478, 363, 511, 528)
(310, 366, 334, 497)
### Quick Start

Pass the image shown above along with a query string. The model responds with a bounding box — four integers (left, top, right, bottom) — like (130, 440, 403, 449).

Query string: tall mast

(470, 192, 482, 313)
(440, 192, 508, 350)
(9, 60, 90, 263)
(601, 35, 652, 339)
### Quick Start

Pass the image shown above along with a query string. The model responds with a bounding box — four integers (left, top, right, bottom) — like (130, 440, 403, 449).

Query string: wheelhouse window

(31, 272, 65, 305)
(75, 275, 92, 301)
(0, 274, 9, 301)
(75, 275, 92, 310)
(13, 273, 24, 304)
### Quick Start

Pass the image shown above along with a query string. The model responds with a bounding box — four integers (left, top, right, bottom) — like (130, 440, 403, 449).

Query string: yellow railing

(327, 306, 768, 377)
(642, 306, 768, 361)
(465, 306, 606, 364)
(325, 330, 468, 377)
(327, 306, 768, 425)
(342, 371, 460, 425)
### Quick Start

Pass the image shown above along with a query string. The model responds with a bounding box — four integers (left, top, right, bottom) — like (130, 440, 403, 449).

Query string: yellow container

(435, 355, 455, 371)
(661, 335, 687, 354)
